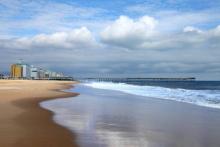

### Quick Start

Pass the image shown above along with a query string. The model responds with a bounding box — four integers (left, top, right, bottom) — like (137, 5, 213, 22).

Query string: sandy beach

(2, 80, 220, 147)
(0, 80, 78, 147)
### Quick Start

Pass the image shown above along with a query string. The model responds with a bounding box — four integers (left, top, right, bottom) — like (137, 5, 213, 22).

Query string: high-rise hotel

(11, 64, 23, 78)
(11, 63, 31, 79)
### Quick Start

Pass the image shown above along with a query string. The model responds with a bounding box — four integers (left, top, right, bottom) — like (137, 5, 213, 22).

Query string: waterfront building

(56, 73, 64, 77)
(38, 68, 45, 79)
(10, 62, 68, 80)
(11, 63, 32, 79)
(31, 66, 39, 79)
(44, 70, 49, 78)
(11, 64, 23, 78)
(51, 72, 57, 77)
(21, 64, 31, 79)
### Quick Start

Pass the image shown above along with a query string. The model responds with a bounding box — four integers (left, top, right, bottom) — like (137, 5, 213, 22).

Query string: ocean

(40, 81, 220, 147)
(84, 81, 220, 109)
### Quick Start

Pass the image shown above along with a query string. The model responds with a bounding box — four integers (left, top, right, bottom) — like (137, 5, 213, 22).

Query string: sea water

(84, 81, 220, 109)
(40, 81, 220, 147)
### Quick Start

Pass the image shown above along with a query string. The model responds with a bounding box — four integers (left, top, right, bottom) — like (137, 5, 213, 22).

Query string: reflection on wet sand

(41, 85, 220, 147)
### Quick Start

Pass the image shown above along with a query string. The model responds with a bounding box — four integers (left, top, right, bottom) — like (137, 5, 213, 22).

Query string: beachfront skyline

(0, 0, 220, 80)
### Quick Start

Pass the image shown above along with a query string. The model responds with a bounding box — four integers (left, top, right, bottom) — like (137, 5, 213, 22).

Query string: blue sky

(1, 0, 220, 36)
(0, 0, 220, 80)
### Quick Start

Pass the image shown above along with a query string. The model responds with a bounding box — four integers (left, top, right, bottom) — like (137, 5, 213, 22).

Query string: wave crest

(84, 82, 220, 109)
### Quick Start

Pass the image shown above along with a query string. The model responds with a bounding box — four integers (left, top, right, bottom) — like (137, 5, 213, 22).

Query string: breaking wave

(84, 82, 220, 109)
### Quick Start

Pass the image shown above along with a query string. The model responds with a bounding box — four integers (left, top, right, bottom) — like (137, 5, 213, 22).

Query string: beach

(0, 80, 78, 147)
(2, 80, 220, 147)
(42, 84, 220, 147)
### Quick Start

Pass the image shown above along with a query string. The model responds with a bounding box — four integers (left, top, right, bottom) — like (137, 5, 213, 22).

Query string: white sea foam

(84, 82, 220, 109)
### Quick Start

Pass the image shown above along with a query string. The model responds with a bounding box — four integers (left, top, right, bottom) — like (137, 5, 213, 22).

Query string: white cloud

(125, 3, 220, 33)
(100, 15, 220, 52)
(0, 27, 97, 50)
(100, 15, 158, 48)
(138, 25, 220, 50)
(31, 27, 96, 49)
(183, 26, 203, 33)
(211, 25, 220, 36)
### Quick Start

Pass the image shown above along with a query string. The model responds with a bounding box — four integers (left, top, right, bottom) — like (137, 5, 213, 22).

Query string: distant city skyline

(10, 61, 65, 79)
(0, 0, 220, 80)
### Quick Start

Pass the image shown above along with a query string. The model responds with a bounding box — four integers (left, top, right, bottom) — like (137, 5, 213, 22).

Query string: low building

(51, 72, 57, 77)
(38, 68, 45, 79)
(45, 70, 54, 78)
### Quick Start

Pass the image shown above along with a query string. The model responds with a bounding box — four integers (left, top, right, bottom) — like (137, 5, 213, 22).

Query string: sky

(0, 0, 220, 80)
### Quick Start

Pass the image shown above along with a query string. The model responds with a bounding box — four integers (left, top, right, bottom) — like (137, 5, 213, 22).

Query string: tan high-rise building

(11, 64, 23, 78)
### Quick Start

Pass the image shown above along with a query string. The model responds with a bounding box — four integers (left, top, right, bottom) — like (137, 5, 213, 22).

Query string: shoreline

(0, 80, 79, 147)
(42, 84, 220, 147)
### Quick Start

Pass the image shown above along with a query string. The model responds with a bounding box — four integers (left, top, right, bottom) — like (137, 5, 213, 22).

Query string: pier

(81, 77, 196, 82)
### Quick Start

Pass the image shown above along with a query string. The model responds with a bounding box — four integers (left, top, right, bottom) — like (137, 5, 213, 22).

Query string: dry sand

(0, 80, 78, 147)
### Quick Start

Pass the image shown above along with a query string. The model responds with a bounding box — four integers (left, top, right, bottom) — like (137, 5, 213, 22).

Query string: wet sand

(0, 80, 78, 147)
(41, 84, 220, 147)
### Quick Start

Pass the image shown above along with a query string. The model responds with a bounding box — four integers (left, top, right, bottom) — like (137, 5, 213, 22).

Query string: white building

(45, 70, 52, 78)
(51, 72, 57, 77)
(31, 66, 39, 79)
(38, 68, 45, 79)
(21, 64, 31, 79)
